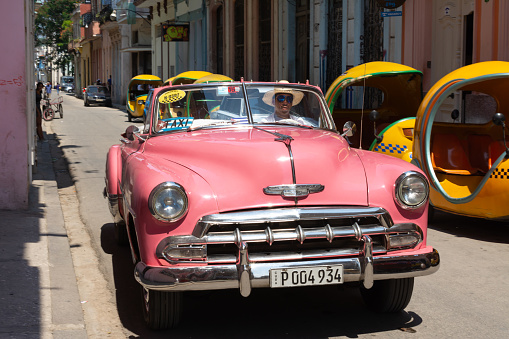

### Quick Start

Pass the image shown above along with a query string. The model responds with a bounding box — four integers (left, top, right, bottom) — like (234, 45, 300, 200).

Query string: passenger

(261, 84, 306, 124)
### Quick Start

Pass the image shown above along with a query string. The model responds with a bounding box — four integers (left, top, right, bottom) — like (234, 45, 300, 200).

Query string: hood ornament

(264, 184, 324, 198)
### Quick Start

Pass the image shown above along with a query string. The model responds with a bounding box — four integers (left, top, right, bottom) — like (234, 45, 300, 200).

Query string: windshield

(152, 83, 334, 133)
(89, 87, 108, 94)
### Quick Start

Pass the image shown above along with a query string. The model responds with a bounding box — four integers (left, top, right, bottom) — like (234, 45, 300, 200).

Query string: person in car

(261, 84, 306, 124)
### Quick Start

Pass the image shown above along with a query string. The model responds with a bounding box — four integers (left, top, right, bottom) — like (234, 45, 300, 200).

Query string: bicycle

(42, 96, 64, 121)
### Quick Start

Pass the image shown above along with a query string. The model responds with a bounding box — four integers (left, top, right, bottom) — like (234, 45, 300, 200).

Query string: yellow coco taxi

(193, 74, 234, 115)
(412, 61, 509, 220)
(127, 75, 163, 122)
(158, 73, 234, 119)
(325, 62, 423, 162)
(163, 71, 212, 86)
(193, 73, 233, 84)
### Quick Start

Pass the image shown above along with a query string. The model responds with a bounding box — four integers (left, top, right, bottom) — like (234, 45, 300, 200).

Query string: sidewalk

(0, 137, 87, 338)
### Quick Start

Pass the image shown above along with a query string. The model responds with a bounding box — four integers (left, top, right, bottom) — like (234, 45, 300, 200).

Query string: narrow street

(47, 93, 509, 338)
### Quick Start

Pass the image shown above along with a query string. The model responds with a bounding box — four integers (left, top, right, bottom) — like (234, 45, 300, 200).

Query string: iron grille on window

(258, 0, 271, 81)
(82, 12, 93, 27)
(216, 6, 224, 74)
(363, 0, 384, 109)
(234, 0, 245, 80)
(326, 0, 343, 90)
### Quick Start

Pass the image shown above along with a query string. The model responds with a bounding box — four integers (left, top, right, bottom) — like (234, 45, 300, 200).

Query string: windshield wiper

(257, 120, 314, 129)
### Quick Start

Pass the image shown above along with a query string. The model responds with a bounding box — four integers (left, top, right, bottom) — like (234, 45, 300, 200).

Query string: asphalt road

(48, 94, 509, 338)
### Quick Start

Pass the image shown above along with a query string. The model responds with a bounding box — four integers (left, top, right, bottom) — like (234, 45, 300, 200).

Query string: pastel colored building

(0, 0, 37, 209)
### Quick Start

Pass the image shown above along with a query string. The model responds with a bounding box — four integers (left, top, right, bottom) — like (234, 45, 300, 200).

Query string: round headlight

(148, 182, 188, 221)
(394, 171, 429, 209)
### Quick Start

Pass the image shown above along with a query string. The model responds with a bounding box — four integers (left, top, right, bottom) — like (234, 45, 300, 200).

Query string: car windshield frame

(150, 82, 336, 134)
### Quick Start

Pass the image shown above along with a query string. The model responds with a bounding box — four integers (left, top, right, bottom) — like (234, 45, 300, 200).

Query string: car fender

(354, 149, 429, 246)
(105, 144, 122, 195)
(121, 153, 220, 265)
(105, 145, 123, 222)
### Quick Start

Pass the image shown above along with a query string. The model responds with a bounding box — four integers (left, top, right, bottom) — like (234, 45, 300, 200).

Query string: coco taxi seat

(431, 133, 477, 175)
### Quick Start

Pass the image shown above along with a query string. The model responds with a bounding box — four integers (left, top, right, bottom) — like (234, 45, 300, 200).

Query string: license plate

(270, 265, 344, 288)
(96, 98, 105, 101)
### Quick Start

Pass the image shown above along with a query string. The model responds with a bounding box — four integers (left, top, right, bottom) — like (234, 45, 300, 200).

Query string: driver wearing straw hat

(261, 81, 306, 124)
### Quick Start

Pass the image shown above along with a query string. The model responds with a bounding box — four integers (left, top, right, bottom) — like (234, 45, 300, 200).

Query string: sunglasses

(275, 94, 293, 103)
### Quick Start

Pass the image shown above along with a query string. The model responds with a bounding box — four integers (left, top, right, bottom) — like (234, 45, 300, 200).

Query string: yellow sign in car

(159, 90, 186, 104)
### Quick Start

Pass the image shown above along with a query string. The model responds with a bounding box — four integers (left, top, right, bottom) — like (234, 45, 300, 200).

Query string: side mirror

(123, 125, 138, 141)
(451, 109, 460, 121)
(369, 110, 383, 142)
(342, 121, 357, 137)
(369, 110, 380, 122)
(493, 112, 506, 127)
(493, 113, 509, 159)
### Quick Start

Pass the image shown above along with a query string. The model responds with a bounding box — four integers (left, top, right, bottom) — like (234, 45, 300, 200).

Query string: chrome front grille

(156, 207, 422, 264)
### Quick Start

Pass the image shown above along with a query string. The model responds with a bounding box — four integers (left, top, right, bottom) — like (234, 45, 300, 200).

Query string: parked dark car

(84, 85, 112, 107)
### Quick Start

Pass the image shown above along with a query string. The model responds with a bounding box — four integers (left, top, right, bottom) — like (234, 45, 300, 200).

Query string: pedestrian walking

(45, 82, 52, 98)
(56, 83, 60, 95)
(35, 82, 45, 141)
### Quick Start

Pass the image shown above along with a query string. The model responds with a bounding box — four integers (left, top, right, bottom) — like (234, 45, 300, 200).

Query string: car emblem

(263, 184, 324, 198)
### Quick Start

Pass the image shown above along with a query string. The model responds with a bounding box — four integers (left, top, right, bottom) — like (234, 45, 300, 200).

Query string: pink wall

(499, 1, 509, 61)
(0, 1, 29, 209)
(402, 1, 433, 91)
(475, 0, 509, 62)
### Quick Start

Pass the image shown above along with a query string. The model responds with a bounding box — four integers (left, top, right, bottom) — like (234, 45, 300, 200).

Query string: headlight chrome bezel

(148, 182, 188, 222)
(394, 171, 429, 210)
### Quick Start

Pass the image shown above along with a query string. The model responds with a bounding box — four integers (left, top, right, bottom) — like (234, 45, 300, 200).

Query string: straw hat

(262, 81, 304, 106)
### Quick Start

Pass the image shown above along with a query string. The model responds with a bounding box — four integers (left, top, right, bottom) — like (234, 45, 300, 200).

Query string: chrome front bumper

(135, 247, 440, 297)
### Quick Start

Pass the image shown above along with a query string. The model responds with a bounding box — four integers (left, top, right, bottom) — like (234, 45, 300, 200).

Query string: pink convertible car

(104, 80, 440, 329)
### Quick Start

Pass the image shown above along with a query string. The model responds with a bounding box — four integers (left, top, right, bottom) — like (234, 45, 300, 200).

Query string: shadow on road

(100, 224, 427, 338)
(429, 208, 509, 244)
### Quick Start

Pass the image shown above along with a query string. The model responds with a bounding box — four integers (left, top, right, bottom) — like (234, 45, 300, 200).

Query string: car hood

(143, 127, 368, 211)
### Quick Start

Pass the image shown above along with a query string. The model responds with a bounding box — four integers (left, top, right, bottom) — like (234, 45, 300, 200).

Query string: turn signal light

(388, 233, 421, 249)
(162, 244, 207, 262)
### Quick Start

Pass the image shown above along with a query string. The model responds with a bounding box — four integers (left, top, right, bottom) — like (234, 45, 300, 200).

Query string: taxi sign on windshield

(158, 117, 194, 131)
(159, 89, 186, 104)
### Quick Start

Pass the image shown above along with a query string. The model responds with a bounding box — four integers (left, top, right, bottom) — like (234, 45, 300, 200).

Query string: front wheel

(114, 221, 128, 246)
(58, 104, 63, 118)
(127, 111, 133, 122)
(360, 278, 414, 313)
(43, 108, 54, 121)
(142, 287, 182, 330)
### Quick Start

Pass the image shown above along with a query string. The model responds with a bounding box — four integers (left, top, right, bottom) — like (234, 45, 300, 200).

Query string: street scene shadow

(48, 133, 85, 190)
(0, 166, 46, 336)
(100, 224, 425, 338)
(429, 209, 509, 244)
